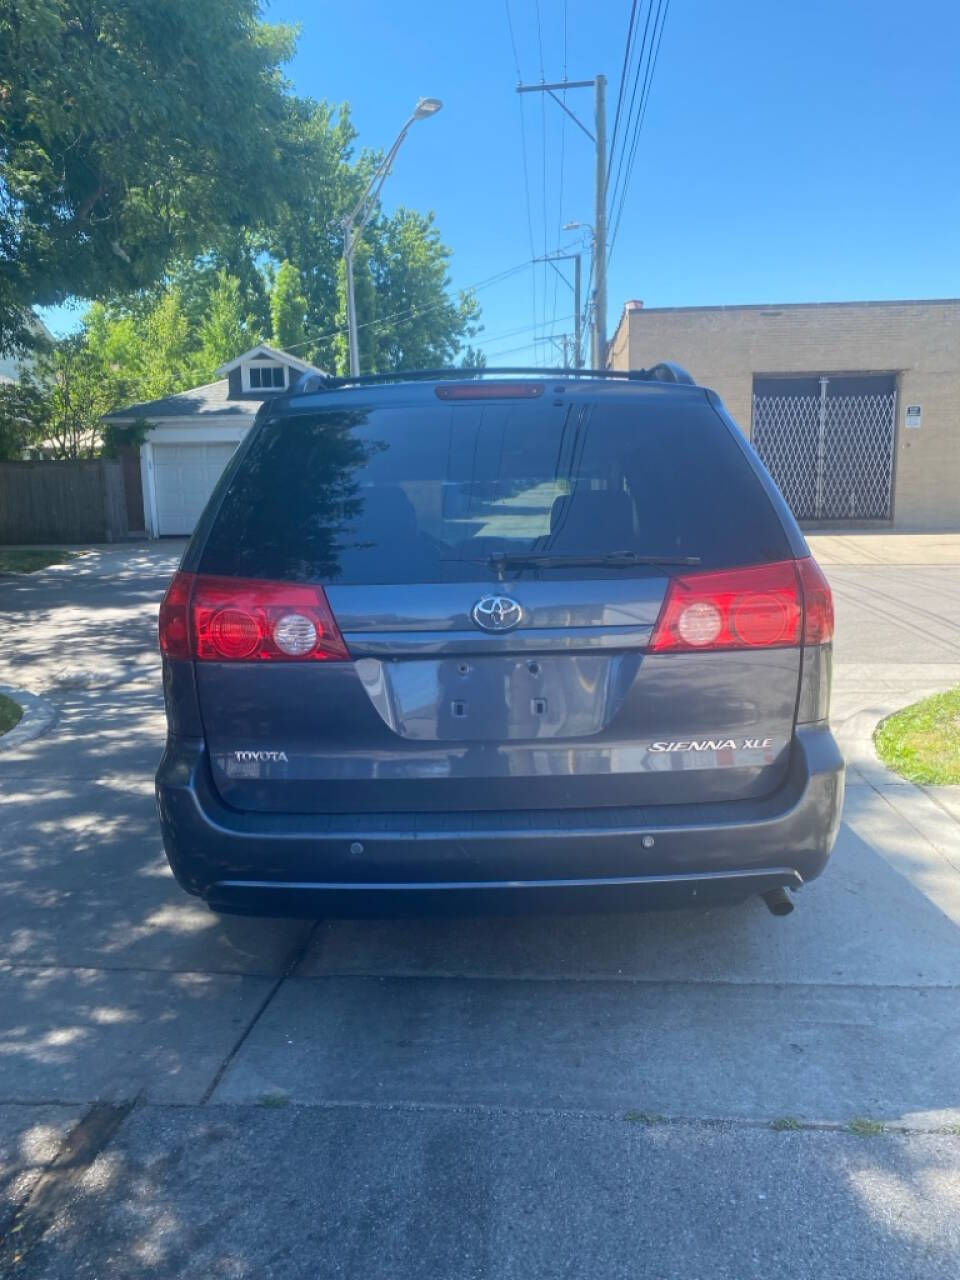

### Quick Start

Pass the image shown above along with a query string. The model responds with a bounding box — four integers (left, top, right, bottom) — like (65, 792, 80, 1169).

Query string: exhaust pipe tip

(763, 887, 794, 917)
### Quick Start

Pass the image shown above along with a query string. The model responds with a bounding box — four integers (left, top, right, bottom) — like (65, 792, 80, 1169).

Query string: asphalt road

(1, 537, 959, 1279)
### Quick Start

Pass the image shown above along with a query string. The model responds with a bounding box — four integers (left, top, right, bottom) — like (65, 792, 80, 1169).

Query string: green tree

(0, 0, 306, 353)
(460, 346, 488, 369)
(263, 101, 368, 362)
(368, 209, 480, 371)
(329, 212, 479, 375)
(0, 376, 47, 460)
(168, 239, 272, 340)
(85, 289, 202, 403)
(23, 334, 129, 459)
(198, 270, 262, 372)
(270, 260, 310, 354)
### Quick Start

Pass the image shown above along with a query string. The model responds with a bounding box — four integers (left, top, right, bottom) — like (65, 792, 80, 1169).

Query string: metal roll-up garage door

(153, 443, 237, 535)
(752, 373, 897, 521)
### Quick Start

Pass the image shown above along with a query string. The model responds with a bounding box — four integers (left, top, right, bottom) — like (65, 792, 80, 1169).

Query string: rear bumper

(156, 726, 844, 917)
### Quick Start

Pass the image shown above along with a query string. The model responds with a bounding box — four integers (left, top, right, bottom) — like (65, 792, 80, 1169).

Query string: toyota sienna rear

(156, 366, 844, 918)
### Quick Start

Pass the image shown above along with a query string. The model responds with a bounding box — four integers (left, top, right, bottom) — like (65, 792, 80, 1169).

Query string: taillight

(650, 561, 804, 653)
(649, 558, 834, 653)
(158, 571, 194, 659)
(797, 556, 834, 644)
(157, 572, 349, 662)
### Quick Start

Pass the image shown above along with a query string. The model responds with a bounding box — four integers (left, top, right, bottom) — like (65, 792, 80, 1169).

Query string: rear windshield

(198, 396, 792, 583)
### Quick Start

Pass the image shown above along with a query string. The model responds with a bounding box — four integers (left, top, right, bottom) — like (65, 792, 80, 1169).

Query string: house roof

(215, 343, 317, 376)
(103, 344, 327, 423)
(101, 379, 264, 423)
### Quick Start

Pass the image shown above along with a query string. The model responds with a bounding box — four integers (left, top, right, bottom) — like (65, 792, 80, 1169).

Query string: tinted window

(198, 396, 791, 583)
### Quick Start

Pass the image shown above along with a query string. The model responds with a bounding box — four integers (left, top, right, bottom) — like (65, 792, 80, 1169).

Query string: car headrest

(359, 485, 418, 540)
(549, 489, 635, 549)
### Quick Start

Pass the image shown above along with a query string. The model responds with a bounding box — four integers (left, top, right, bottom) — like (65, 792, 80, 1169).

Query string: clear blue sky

(41, 0, 960, 366)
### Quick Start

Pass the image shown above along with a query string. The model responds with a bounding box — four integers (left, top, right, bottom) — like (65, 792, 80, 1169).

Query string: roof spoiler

(290, 363, 696, 395)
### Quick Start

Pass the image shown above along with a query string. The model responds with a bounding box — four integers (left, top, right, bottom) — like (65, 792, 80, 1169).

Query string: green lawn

(875, 686, 960, 785)
(0, 548, 73, 574)
(0, 693, 23, 737)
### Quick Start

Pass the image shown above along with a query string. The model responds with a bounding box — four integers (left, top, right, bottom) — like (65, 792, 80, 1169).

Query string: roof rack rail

(291, 363, 696, 394)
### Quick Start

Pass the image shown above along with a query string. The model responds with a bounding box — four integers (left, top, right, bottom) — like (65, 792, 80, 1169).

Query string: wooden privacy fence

(0, 460, 129, 544)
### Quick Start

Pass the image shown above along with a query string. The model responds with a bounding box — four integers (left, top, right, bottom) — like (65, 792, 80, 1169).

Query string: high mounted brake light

(158, 572, 349, 662)
(649, 558, 833, 653)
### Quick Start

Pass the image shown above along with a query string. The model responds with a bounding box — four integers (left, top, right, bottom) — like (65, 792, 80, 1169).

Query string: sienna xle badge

(156, 365, 844, 920)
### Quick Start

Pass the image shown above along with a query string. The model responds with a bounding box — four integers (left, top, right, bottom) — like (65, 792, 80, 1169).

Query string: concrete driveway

(1, 537, 960, 1278)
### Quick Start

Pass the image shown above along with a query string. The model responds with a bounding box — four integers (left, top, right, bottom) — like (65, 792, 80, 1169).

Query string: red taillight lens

(797, 556, 834, 644)
(158, 571, 194, 659)
(157, 573, 349, 662)
(649, 558, 834, 653)
(650, 561, 803, 653)
(193, 576, 349, 662)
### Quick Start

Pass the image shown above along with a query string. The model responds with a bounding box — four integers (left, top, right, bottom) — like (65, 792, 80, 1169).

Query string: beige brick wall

(608, 300, 960, 529)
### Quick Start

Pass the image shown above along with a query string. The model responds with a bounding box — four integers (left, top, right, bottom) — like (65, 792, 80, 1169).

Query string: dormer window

(218, 346, 323, 398)
(242, 361, 286, 392)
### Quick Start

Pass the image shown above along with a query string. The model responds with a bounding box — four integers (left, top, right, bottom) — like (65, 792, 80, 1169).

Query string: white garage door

(153, 443, 237, 535)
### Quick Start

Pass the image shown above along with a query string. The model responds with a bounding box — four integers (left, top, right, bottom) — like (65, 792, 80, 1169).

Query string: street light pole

(343, 97, 443, 377)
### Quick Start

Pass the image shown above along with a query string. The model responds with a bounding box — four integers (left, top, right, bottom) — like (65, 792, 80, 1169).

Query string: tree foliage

(0, 0, 304, 352)
(0, 373, 48, 460)
(1, 1, 486, 404)
(1, 333, 128, 459)
(367, 209, 480, 372)
(270, 260, 309, 354)
(198, 271, 262, 373)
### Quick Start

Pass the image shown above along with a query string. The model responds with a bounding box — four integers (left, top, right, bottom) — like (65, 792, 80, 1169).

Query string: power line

(505, 0, 540, 354)
(607, 0, 640, 188)
(539, 89, 549, 362)
(608, 0, 671, 260)
(518, 95, 541, 330)
(504, 0, 522, 77)
(534, 0, 546, 79)
(534, 0, 549, 361)
(479, 311, 577, 350)
(280, 259, 536, 356)
(483, 313, 576, 360)
(552, 0, 569, 350)
(605, 0, 656, 224)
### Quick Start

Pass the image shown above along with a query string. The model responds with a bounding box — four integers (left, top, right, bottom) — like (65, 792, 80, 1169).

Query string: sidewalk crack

(198, 919, 320, 1106)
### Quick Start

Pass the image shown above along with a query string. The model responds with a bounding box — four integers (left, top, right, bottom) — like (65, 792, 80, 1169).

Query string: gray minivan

(156, 367, 844, 918)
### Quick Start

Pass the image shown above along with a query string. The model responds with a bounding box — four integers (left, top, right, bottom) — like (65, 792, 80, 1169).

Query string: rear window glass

(198, 396, 792, 583)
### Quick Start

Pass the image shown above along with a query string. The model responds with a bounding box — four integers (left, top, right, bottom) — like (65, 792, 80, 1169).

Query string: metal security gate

(752, 374, 897, 520)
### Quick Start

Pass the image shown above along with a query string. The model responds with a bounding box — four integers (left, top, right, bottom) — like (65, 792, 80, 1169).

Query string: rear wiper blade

(486, 551, 701, 570)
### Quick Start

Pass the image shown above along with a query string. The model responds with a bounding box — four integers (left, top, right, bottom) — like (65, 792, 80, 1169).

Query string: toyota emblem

(471, 595, 524, 633)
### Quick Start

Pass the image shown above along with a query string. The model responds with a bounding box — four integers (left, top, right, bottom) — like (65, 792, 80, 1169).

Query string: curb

(0, 684, 57, 751)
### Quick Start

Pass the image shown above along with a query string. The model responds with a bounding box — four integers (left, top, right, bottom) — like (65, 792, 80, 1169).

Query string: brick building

(607, 298, 960, 529)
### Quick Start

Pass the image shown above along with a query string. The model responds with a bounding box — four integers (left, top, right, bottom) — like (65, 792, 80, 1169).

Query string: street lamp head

(564, 220, 592, 233)
(414, 97, 444, 120)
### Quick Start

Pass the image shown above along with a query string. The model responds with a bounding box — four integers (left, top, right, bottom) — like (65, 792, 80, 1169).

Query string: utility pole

(534, 333, 574, 369)
(533, 250, 582, 367)
(517, 76, 606, 368)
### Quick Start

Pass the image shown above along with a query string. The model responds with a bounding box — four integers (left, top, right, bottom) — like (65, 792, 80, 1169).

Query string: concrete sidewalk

(807, 531, 960, 565)
(1, 542, 960, 1278)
